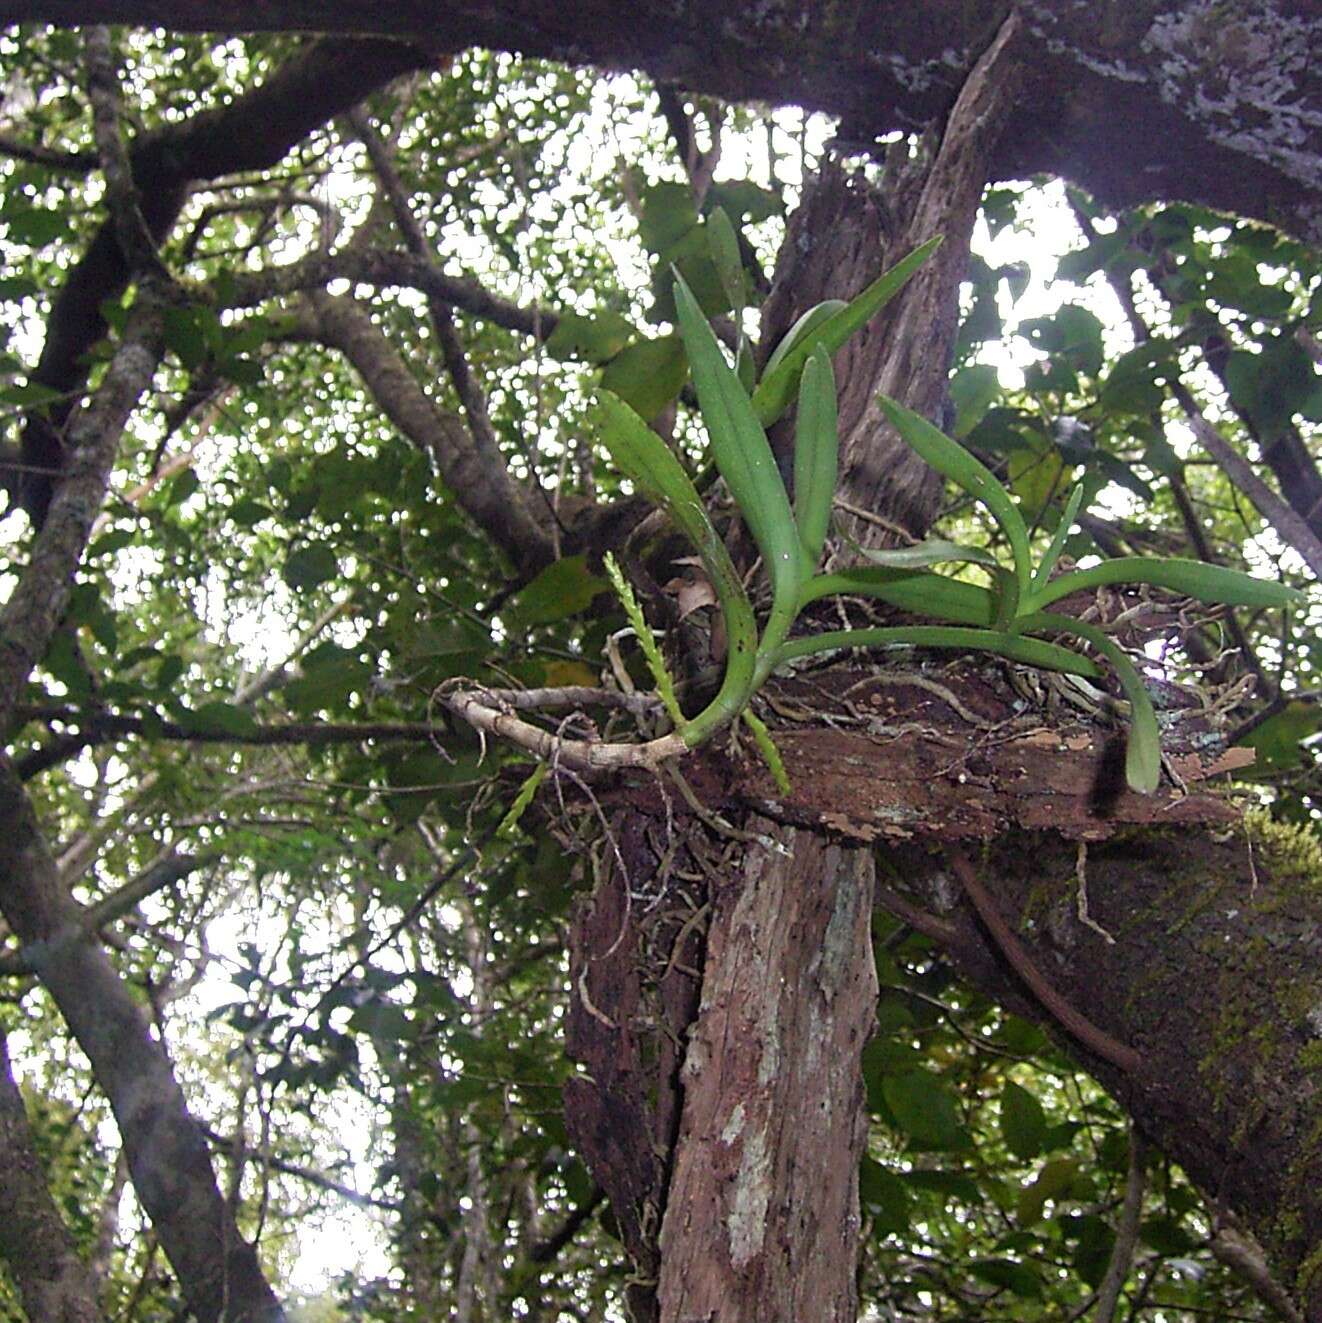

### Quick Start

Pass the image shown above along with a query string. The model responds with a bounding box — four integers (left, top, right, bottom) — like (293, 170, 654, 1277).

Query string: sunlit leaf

(282, 543, 338, 591)
(882, 1070, 969, 1150)
(792, 344, 839, 566)
(878, 395, 1033, 589)
(1001, 1081, 1047, 1161)
(545, 309, 636, 363)
(505, 554, 610, 627)
(600, 334, 687, 420)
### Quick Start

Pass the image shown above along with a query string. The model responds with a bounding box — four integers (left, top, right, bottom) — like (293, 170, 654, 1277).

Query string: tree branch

(0, 293, 167, 730)
(1210, 1223, 1305, 1323)
(12, 708, 464, 780)
(0, 130, 96, 171)
(0, 1029, 107, 1323)
(290, 291, 556, 574)
(18, 34, 429, 525)
(1090, 1130, 1148, 1323)
(0, 756, 285, 1323)
(1173, 383, 1322, 582)
(528, 1186, 605, 1264)
(13, 4, 1322, 244)
(348, 105, 567, 549)
(0, 849, 206, 976)
(202, 1127, 398, 1212)
(219, 244, 560, 340)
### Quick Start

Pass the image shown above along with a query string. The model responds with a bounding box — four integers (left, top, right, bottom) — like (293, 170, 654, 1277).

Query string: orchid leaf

(707, 206, 745, 318)
(775, 625, 1101, 678)
(793, 344, 839, 568)
(762, 299, 846, 379)
(1030, 483, 1085, 594)
(1023, 611, 1161, 793)
(592, 389, 757, 686)
(753, 237, 942, 426)
(878, 394, 1033, 591)
(801, 568, 997, 627)
(855, 538, 999, 572)
(673, 271, 803, 629)
(1026, 556, 1305, 614)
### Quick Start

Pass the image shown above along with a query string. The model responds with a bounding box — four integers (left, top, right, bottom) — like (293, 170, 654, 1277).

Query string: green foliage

(597, 262, 1301, 791)
(1, 30, 1316, 1323)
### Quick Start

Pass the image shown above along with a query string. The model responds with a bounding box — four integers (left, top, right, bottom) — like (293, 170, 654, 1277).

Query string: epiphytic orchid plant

(593, 232, 1302, 793)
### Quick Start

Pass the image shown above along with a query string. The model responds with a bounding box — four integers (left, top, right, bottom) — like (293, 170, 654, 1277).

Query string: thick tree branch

(348, 105, 565, 548)
(11, 3, 1322, 245)
(0, 756, 285, 1323)
(290, 292, 556, 574)
(0, 1029, 106, 1323)
(0, 294, 167, 730)
(83, 27, 165, 280)
(220, 245, 560, 339)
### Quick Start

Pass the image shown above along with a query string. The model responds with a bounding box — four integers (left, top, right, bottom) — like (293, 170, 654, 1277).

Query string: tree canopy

(0, 9, 1320, 1323)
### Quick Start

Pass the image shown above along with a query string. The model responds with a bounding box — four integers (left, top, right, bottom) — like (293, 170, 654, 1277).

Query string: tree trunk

(656, 825, 875, 1321)
(564, 20, 1034, 1322)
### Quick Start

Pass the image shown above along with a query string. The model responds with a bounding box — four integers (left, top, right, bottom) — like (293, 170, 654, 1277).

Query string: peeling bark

(759, 13, 1023, 547)
(657, 825, 875, 1323)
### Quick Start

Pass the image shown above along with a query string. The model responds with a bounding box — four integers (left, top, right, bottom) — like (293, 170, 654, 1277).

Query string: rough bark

(10, 3, 1322, 246)
(656, 824, 876, 1323)
(563, 809, 702, 1323)
(0, 758, 285, 1323)
(0, 1029, 107, 1323)
(898, 829, 1322, 1323)
(663, 658, 1321, 1319)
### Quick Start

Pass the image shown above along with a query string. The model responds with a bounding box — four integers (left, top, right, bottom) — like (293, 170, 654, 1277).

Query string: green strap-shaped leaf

(592, 389, 759, 746)
(1022, 611, 1161, 793)
(707, 206, 745, 319)
(793, 344, 839, 568)
(762, 299, 846, 379)
(1030, 483, 1085, 595)
(736, 339, 756, 393)
(594, 389, 723, 561)
(878, 395, 1033, 593)
(753, 236, 942, 426)
(853, 537, 999, 572)
(672, 271, 803, 626)
(1026, 555, 1305, 614)
(801, 567, 997, 626)
(774, 625, 1101, 678)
